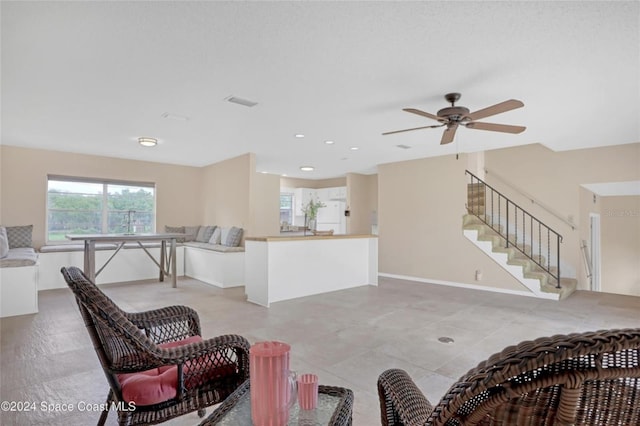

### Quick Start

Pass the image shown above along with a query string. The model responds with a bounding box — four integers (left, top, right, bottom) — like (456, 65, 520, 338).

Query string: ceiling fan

(383, 93, 526, 145)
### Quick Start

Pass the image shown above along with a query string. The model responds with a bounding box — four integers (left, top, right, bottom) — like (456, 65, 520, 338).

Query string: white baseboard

(378, 272, 549, 299)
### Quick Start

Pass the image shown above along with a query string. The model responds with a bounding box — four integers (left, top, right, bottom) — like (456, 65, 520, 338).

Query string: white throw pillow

(220, 227, 230, 245)
(0, 227, 9, 259)
(208, 227, 222, 245)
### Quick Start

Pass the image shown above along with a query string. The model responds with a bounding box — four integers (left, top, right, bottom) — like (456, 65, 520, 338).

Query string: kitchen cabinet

(327, 186, 347, 200)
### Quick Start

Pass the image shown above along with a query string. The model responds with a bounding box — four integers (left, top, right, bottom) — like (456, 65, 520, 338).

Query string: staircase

(464, 172, 577, 300)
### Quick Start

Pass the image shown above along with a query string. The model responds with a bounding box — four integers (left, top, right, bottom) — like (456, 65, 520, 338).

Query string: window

(280, 193, 294, 225)
(47, 176, 155, 242)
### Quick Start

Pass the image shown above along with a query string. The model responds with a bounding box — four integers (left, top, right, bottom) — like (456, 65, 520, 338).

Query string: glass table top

(213, 391, 343, 426)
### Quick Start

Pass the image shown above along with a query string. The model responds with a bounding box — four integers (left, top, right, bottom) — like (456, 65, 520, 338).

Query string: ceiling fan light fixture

(138, 137, 157, 147)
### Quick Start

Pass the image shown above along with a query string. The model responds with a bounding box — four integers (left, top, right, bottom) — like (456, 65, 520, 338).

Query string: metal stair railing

(465, 170, 563, 288)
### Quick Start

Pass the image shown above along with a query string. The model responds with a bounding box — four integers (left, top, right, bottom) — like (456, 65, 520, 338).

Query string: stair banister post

(505, 199, 510, 248)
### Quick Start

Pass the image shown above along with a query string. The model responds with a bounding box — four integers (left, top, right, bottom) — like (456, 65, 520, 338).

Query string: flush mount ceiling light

(300, 166, 315, 171)
(295, 134, 305, 138)
(350, 146, 359, 151)
(138, 137, 157, 147)
(324, 140, 335, 145)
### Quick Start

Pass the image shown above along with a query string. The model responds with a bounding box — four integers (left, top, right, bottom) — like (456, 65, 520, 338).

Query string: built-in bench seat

(1, 224, 245, 317)
(0, 247, 39, 318)
(38, 244, 185, 291)
(182, 243, 245, 288)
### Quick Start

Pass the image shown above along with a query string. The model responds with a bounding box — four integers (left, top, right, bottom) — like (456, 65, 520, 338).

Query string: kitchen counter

(247, 234, 375, 242)
(244, 234, 378, 307)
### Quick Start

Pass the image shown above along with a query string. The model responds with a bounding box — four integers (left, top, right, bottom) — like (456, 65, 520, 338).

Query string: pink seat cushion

(117, 335, 203, 406)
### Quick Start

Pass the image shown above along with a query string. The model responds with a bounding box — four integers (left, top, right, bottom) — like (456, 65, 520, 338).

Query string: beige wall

(0, 145, 202, 248)
(250, 172, 281, 237)
(200, 154, 280, 238)
(378, 153, 529, 292)
(280, 177, 346, 189)
(600, 195, 640, 296)
(346, 173, 378, 234)
(485, 143, 640, 290)
(201, 153, 254, 231)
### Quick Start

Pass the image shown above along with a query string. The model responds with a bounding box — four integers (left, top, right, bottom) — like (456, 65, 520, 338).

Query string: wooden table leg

(171, 238, 177, 288)
(84, 240, 96, 282)
(160, 240, 166, 282)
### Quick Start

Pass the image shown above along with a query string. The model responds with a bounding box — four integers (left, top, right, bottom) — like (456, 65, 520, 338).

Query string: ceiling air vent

(225, 96, 258, 107)
(396, 144, 412, 149)
(161, 112, 189, 121)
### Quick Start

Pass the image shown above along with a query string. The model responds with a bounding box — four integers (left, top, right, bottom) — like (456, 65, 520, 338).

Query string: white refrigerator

(316, 201, 346, 234)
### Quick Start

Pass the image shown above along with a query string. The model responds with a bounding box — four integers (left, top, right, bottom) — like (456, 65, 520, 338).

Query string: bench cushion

(183, 242, 244, 253)
(39, 243, 119, 253)
(0, 248, 38, 268)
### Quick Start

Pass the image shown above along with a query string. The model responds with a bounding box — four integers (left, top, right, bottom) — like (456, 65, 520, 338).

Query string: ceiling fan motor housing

(437, 106, 470, 122)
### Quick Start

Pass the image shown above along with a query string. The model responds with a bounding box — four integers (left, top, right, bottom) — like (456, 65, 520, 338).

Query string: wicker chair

(378, 328, 640, 426)
(61, 266, 250, 426)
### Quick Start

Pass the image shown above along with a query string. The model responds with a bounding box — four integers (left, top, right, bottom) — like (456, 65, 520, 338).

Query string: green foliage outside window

(47, 179, 155, 241)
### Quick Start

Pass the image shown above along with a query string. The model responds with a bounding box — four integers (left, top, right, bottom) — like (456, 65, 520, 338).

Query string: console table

(66, 233, 184, 288)
(200, 379, 354, 426)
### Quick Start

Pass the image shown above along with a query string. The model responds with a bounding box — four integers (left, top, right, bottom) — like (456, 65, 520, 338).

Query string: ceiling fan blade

(441, 124, 458, 145)
(403, 108, 444, 122)
(465, 99, 524, 121)
(465, 122, 526, 134)
(382, 124, 445, 136)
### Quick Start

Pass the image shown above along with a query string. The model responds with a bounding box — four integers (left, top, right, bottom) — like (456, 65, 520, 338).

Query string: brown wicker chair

(61, 266, 250, 426)
(378, 328, 640, 425)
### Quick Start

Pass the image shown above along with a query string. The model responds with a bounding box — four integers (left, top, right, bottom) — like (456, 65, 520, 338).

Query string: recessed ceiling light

(295, 134, 305, 138)
(282, 174, 288, 177)
(324, 140, 335, 145)
(138, 137, 157, 147)
(350, 146, 359, 150)
(300, 166, 314, 171)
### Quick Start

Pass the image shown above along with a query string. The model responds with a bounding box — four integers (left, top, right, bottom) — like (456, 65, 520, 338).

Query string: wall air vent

(225, 96, 258, 107)
(396, 144, 412, 149)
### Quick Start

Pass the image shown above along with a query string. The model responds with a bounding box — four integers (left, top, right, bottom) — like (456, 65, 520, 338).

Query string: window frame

(46, 175, 157, 244)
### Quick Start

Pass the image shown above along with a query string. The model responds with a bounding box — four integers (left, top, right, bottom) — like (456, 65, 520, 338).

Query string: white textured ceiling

(2, 1, 639, 179)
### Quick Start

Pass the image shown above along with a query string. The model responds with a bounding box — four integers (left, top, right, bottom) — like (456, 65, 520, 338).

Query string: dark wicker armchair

(61, 266, 250, 426)
(378, 328, 640, 426)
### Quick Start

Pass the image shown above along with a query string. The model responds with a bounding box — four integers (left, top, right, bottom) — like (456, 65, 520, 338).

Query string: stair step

(463, 214, 574, 300)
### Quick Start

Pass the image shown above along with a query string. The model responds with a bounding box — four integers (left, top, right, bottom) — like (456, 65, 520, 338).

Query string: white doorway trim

(589, 213, 601, 292)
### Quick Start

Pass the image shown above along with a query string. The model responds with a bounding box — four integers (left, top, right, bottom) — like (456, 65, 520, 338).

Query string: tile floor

(1, 276, 639, 425)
